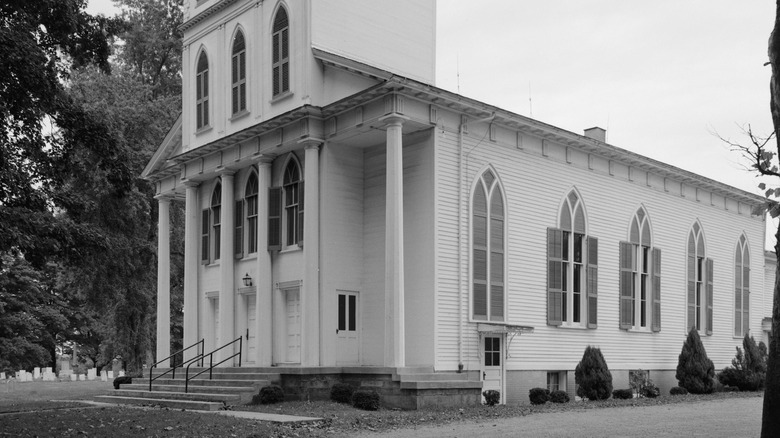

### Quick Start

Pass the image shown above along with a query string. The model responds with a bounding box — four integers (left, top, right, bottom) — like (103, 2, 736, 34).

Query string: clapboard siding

(434, 124, 766, 375)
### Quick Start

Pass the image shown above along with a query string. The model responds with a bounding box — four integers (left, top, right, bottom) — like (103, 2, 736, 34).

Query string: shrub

(612, 388, 633, 400)
(113, 376, 132, 390)
(717, 334, 766, 392)
(254, 385, 284, 404)
(528, 387, 550, 405)
(549, 390, 570, 403)
(575, 346, 613, 400)
(330, 383, 354, 404)
(675, 328, 715, 394)
(669, 386, 688, 396)
(482, 390, 500, 406)
(352, 389, 380, 411)
(641, 384, 660, 398)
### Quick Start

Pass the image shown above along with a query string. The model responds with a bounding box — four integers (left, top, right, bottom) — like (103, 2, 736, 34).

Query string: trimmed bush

(717, 334, 766, 392)
(669, 386, 688, 396)
(575, 346, 613, 401)
(549, 390, 570, 403)
(254, 385, 284, 404)
(352, 389, 380, 411)
(641, 384, 660, 398)
(113, 376, 132, 390)
(482, 390, 500, 406)
(676, 328, 715, 394)
(330, 383, 354, 404)
(528, 387, 550, 405)
(612, 388, 633, 400)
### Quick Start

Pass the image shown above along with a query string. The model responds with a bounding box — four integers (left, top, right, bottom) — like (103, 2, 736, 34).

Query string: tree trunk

(762, 2, 780, 437)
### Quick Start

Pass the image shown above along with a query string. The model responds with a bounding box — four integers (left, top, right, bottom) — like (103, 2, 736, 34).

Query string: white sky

(88, 0, 779, 247)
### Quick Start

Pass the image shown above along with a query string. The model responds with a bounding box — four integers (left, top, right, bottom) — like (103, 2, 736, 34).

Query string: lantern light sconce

(242, 273, 252, 287)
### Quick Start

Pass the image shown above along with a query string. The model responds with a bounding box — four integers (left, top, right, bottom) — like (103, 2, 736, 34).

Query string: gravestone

(87, 368, 97, 380)
(70, 374, 77, 381)
(107, 371, 114, 379)
(101, 370, 107, 382)
(78, 374, 85, 381)
(118, 370, 125, 377)
(33, 367, 40, 379)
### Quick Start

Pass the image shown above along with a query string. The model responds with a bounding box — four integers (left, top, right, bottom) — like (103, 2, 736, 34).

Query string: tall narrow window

(272, 7, 290, 96)
(231, 30, 247, 115)
(283, 159, 302, 246)
(471, 169, 504, 322)
(245, 173, 259, 254)
(211, 181, 222, 261)
(619, 208, 661, 331)
(687, 222, 712, 334)
(196, 51, 209, 129)
(548, 190, 597, 327)
(735, 234, 750, 337)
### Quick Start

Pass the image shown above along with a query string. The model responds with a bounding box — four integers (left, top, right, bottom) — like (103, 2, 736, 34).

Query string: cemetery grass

(0, 381, 764, 437)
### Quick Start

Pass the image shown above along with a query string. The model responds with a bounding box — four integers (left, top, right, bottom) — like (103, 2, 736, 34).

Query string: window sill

(195, 125, 213, 136)
(626, 328, 653, 334)
(205, 260, 220, 268)
(554, 324, 589, 330)
(230, 110, 250, 122)
(270, 91, 293, 104)
(279, 245, 301, 254)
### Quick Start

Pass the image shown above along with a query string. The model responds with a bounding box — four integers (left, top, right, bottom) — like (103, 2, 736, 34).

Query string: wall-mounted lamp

(242, 273, 252, 287)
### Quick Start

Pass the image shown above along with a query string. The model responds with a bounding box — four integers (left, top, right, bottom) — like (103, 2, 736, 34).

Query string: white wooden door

(336, 292, 359, 364)
(285, 289, 301, 363)
(482, 335, 503, 404)
(245, 294, 257, 364)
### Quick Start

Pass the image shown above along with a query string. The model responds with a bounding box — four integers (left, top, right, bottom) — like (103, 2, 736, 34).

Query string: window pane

(349, 295, 356, 331)
(491, 252, 503, 283)
(573, 233, 583, 263)
(490, 218, 503, 251)
(338, 295, 346, 331)
(473, 283, 487, 317)
(474, 249, 487, 281)
(473, 216, 487, 246)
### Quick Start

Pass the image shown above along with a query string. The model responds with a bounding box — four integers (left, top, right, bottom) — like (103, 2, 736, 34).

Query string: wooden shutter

(547, 228, 563, 326)
(651, 247, 662, 332)
(235, 200, 243, 258)
(687, 252, 696, 331)
(586, 236, 598, 328)
(268, 187, 282, 251)
(619, 241, 633, 330)
(201, 209, 210, 263)
(705, 258, 714, 335)
(297, 181, 304, 247)
(743, 263, 750, 337)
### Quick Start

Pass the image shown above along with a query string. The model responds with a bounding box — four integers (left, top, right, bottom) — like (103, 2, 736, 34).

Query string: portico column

(182, 181, 200, 361)
(218, 170, 236, 365)
(382, 115, 407, 367)
(156, 196, 171, 367)
(255, 158, 274, 366)
(301, 140, 322, 366)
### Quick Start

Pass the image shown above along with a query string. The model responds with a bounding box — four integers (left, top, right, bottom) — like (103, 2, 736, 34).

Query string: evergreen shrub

(113, 376, 132, 390)
(675, 328, 715, 394)
(528, 387, 550, 405)
(717, 334, 767, 391)
(254, 385, 284, 404)
(574, 346, 613, 400)
(641, 384, 660, 398)
(549, 390, 570, 403)
(352, 389, 380, 411)
(330, 383, 354, 404)
(482, 390, 500, 406)
(669, 386, 688, 396)
(612, 388, 633, 400)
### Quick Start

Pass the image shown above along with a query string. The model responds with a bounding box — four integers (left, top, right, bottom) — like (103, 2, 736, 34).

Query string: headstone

(101, 370, 107, 382)
(118, 371, 125, 377)
(44, 367, 52, 374)
(0, 372, 5, 380)
(43, 371, 56, 381)
(33, 367, 40, 379)
(107, 371, 114, 379)
(70, 374, 77, 381)
(78, 374, 85, 381)
(87, 368, 97, 380)
(112, 358, 122, 374)
(17, 370, 24, 381)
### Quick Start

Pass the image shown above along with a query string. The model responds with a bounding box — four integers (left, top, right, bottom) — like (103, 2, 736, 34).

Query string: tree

(718, 334, 767, 391)
(574, 346, 613, 400)
(676, 328, 715, 394)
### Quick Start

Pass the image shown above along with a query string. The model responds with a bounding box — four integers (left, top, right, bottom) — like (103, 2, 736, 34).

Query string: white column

(183, 182, 200, 361)
(256, 158, 274, 366)
(156, 196, 171, 367)
(218, 171, 236, 365)
(301, 141, 321, 366)
(383, 116, 406, 367)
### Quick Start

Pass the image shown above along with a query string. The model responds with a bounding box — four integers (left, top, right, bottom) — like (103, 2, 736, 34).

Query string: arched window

(471, 169, 504, 321)
(211, 181, 222, 260)
(547, 189, 597, 327)
(196, 51, 209, 129)
(283, 158, 302, 246)
(735, 234, 750, 337)
(231, 30, 247, 115)
(245, 173, 259, 254)
(619, 207, 661, 332)
(272, 7, 289, 96)
(687, 222, 712, 334)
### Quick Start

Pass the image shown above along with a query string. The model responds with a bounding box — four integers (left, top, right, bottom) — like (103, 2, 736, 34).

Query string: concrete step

(399, 380, 484, 390)
(149, 378, 267, 388)
(111, 389, 248, 404)
(124, 383, 258, 395)
(399, 373, 475, 382)
(152, 370, 280, 383)
(95, 395, 224, 411)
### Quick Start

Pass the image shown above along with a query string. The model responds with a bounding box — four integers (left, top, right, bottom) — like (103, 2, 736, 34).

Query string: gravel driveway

(354, 396, 763, 438)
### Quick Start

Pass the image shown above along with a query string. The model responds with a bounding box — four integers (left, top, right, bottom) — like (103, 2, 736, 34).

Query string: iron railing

(148, 339, 204, 391)
(184, 336, 242, 393)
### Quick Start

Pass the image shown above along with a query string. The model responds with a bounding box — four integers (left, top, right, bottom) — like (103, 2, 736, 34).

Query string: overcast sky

(88, 0, 778, 246)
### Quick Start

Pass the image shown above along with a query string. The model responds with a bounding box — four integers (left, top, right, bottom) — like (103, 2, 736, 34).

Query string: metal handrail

(149, 339, 204, 391)
(184, 336, 242, 393)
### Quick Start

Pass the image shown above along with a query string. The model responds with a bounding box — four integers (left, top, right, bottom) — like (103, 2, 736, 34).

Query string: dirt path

(354, 396, 763, 438)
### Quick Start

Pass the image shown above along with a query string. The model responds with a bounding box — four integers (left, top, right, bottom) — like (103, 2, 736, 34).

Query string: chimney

(584, 127, 606, 143)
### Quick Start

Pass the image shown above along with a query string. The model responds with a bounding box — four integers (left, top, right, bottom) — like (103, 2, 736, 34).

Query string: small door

(285, 289, 301, 363)
(246, 294, 257, 364)
(482, 335, 503, 404)
(336, 292, 359, 364)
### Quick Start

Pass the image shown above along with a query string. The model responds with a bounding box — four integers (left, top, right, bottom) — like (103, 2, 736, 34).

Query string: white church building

(143, 0, 774, 405)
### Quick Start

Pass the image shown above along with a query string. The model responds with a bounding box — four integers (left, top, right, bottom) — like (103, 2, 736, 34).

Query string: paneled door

(336, 291, 359, 364)
(482, 335, 503, 404)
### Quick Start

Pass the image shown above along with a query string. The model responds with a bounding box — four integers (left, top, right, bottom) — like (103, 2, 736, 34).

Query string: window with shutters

(619, 207, 661, 332)
(231, 29, 247, 116)
(270, 156, 303, 249)
(195, 50, 209, 130)
(687, 222, 713, 334)
(245, 172, 259, 254)
(548, 189, 597, 328)
(471, 169, 505, 322)
(271, 7, 290, 97)
(734, 234, 750, 337)
(211, 181, 222, 261)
